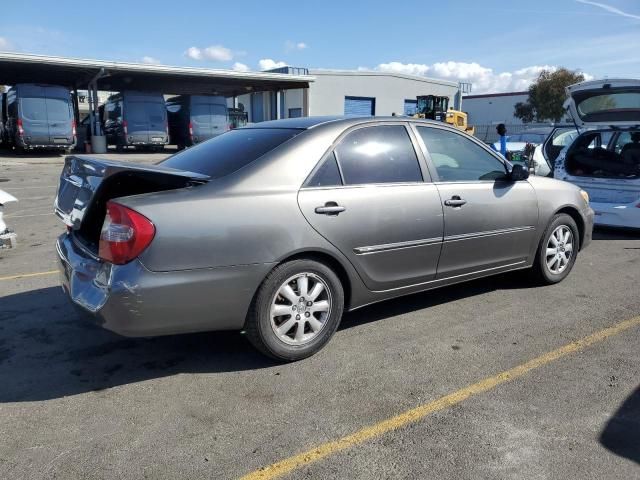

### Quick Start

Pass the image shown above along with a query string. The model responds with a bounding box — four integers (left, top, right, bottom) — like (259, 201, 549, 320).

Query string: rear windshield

(128, 101, 166, 123)
(20, 96, 72, 122)
(577, 91, 640, 122)
(159, 128, 303, 178)
(46, 97, 72, 121)
(192, 104, 228, 125)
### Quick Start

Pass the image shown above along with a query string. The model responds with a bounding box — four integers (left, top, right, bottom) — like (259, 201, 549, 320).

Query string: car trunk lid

(55, 155, 209, 251)
(565, 79, 640, 128)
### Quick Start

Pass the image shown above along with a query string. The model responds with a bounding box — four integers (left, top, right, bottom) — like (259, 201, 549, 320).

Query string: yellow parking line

(240, 315, 640, 480)
(0, 270, 58, 281)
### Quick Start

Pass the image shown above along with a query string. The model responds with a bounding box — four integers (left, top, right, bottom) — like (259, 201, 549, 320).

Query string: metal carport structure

(0, 52, 313, 151)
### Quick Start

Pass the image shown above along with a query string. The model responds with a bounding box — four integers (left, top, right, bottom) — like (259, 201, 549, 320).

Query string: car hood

(564, 78, 640, 128)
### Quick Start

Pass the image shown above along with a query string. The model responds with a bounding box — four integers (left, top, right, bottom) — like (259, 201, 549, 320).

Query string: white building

(237, 68, 460, 122)
(462, 91, 529, 126)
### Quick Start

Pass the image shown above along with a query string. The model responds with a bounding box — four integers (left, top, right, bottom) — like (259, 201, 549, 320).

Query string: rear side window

(306, 152, 343, 187)
(334, 125, 422, 185)
(160, 128, 302, 178)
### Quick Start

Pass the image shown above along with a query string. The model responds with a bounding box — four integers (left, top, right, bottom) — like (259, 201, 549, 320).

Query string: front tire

(532, 213, 580, 284)
(245, 259, 344, 361)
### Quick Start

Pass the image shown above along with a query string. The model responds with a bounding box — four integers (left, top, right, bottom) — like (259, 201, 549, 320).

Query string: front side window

(417, 127, 506, 182)
(334, 125, 422, 185)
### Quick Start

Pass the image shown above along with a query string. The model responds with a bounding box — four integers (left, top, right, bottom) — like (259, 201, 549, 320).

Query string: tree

(514, 68, 585, 123)
(514, 101, 535, 123)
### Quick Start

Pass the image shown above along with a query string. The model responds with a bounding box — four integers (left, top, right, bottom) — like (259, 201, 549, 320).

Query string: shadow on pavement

(0, 271, 534, 403)
(592, 227, 640, 242)
(344, 270, 532, 330)
(0, 287, 276, 403)
(599, 386, 640, 465)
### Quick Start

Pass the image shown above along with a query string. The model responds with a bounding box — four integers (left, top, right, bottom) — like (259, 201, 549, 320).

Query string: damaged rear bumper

(56, 233, 273, 336)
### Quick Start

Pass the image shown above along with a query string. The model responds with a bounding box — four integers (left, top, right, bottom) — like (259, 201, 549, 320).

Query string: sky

(1, 0, 639, 94)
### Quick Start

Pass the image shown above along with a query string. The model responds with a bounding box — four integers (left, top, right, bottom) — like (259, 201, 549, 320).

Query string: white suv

(554, 79, 640, 229)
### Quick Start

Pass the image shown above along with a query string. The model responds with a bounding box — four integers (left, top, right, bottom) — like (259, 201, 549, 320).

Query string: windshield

(159, 128, 303, 178)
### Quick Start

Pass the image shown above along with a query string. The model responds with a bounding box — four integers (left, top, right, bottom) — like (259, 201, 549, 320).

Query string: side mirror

(509, 163, 530, 181)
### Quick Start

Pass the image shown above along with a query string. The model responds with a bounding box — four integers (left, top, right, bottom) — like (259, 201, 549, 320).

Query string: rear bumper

(56, 233, 273, 336)
(591, 202, 640, 229)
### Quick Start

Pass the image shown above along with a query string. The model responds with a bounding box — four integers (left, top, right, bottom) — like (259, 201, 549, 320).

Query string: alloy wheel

(269, 273, 332, 346)
(545, 225, 574, 275)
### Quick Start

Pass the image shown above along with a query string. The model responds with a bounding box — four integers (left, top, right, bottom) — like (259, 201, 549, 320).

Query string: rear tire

(244, 259, 344, 362)
(532, 213, 580, 284)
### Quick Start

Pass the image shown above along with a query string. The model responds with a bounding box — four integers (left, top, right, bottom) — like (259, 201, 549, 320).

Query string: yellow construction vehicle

(413, 95, 475, 136)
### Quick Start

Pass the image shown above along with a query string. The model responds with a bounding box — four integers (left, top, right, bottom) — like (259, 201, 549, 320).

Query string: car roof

(245, 116, 451, 130)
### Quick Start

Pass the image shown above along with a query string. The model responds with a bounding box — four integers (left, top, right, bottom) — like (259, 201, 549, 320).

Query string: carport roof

(0, 52, 314, 96)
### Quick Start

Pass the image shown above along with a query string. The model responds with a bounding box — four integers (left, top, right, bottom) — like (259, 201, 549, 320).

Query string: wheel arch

(274, 250, 353, 310)
(554, 206, 585, 250)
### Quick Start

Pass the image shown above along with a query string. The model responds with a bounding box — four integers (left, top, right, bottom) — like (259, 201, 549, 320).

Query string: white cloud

(575, 0, 640, 21)
(185, 45, 234, 61)
(285, 40, 308, 52)
(0, 36, 12, 50)
(185, 46, 203, 60)
(375, 61, 590, 94)
(141, 56, 161, 64)
(259, 58, 287, 71)
(377, 62, 431, 76)
(232, 62, 250, 72)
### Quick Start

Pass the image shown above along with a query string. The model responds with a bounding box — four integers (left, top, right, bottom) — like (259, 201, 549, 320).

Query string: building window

(288, 108, 302, 118)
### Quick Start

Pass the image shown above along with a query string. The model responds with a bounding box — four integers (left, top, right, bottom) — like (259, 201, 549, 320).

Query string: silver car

(55, 117, 594, 361)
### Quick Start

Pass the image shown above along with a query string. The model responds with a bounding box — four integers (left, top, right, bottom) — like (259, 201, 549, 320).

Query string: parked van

(555, 79, 640, 229)
(166, 95, 229, 149)
(103, 91, 168, 151)
(2, 84, 76, 153)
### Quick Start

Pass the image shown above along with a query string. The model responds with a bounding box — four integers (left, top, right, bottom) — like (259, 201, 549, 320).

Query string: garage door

(404, 99, 417, 116)
(344, 96, 375, 116)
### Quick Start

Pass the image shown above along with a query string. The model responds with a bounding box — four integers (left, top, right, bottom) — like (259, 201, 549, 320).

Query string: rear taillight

(71, 119, 76, 136)
(17, 118, 24, 136)
(98, 201, 155, 265)
(122, 120, 128, 136)
(188, 121, 193, 139)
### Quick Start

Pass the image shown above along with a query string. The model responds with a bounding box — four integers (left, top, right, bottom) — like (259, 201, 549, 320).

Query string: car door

(413, 125, 538, 279)
(19, 86, 50, 145)
(298, 123, 444, 292)
(45, 90, 73, 145)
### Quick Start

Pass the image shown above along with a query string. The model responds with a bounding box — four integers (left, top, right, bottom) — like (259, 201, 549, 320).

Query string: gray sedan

(55, 117, 594, 361)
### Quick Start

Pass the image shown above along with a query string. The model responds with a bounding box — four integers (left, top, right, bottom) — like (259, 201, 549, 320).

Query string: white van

(554, 79, 640, 228)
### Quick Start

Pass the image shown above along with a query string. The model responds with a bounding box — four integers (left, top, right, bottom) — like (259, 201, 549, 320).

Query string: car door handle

(315, 202, 346, 215)
(444, 196, 467, 207)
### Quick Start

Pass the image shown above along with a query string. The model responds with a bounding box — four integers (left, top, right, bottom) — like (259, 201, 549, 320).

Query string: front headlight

(579, 189, 590, 204)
